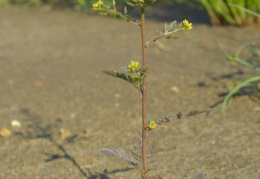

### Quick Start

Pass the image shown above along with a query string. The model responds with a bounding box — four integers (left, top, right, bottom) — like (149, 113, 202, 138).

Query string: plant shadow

(196, 70, 260, 115)
(20, 108, 133, 179)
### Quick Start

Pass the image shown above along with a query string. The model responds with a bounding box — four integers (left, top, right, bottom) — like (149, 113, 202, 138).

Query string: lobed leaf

(99, 148, 141, 166)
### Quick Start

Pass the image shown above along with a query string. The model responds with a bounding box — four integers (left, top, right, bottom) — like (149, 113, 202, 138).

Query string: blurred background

(1, 0, 260, 25)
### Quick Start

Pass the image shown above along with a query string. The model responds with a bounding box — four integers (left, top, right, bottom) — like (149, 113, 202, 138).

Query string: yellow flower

(93, 0, 103, 8)
(128, 61, 140, 72)
(149, 121, 157, 130)
(182, 19, 192, 30)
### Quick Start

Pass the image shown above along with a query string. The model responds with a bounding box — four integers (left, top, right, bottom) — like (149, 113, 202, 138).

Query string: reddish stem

(141, 6, 148, 179)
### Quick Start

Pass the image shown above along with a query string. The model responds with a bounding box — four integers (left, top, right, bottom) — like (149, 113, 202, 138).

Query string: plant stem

(112, 0, 116, 11)
(146, 29, 178, 47)
(141, 5, 148, 179)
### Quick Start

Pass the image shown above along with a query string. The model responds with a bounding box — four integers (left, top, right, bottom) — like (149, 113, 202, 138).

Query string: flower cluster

(181, 19, 192, 30)
(128, 61, 140, 72)
(149, 121, 157, 130)
(93, 0, 103, 9)
(103, 60, 147, 91)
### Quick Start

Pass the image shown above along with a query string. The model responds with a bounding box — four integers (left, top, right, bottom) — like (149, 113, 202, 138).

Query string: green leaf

(222, 76, 260, 116)
(144, 0, 157, 7)
(166, 35, 172, 39)
(103, 70, 143, 91)
(249, 49, 260, 57)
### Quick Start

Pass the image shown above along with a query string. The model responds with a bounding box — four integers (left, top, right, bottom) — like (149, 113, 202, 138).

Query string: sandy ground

(0, 3, 260, 179)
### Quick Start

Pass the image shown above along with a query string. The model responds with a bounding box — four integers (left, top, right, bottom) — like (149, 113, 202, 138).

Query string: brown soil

(0, 3, 259, 179)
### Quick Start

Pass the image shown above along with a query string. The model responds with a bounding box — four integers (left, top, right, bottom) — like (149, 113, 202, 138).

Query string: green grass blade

(198, 0, 221, 24)
(243, 83, 260, 88)
(236, 0, 247, 21)
(222, 42, 260, 72)
(209, 0, 236, 24)
(249, 49, 260, 57)
(226, 0, 243, 25)
(222, 75, 260, 116)
(234, 0, 247, 22)
(235, 42, 255, 56)
(228, 3, 260, 18)
(236, 58, 260, 72)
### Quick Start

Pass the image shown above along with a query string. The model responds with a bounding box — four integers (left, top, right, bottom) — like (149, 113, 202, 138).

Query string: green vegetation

(222, 42, 260, 116)
(195, 0, 260, 26)
(220, 8, 260, 116)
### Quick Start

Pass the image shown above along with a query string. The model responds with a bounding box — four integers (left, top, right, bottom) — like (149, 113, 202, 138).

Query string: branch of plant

(92, 1, 141, 26)
(146, 108, 213, 136)
(146, 29, 179, 47)
(145, 18, 193, 47)
(131, 162, 147, 179)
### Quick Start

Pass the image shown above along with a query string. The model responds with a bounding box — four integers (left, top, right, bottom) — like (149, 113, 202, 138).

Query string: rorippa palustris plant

(93, 0, 212, 178)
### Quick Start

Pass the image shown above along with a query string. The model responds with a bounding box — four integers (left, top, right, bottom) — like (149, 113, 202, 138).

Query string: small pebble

(114, 93, 121, 98)
(74, 156, 88, 166)
(199, 39, 209, 45)
(8, 80, 13, 85)
(0, 127, 12, 137)
(60, 128, 72, 139)
(253, 107, 260, 112)
(70, 113, 76, 118)
(83, 128, 93, 134)
(170, 86, 180, 93)
(34, 81, 43, 87)
(11, 120, 22, 128)
(83, 128, 98, 137)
